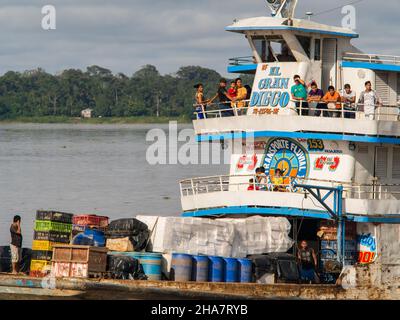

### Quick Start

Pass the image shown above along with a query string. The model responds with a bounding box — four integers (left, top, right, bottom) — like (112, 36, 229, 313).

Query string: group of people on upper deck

(291, 75, 382, 120)
(194, 78, 252, 118)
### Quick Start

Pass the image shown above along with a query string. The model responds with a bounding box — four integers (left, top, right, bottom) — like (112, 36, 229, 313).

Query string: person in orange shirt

(232, 78, 247, 115)
(322, 86, 342, 118)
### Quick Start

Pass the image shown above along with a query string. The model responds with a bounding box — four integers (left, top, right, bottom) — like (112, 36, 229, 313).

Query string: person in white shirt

(358, 81, 382, 120)
(341, 84, 356, 119)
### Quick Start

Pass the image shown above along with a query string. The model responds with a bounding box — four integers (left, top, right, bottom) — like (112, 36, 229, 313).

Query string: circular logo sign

(262, 138, 310, 179)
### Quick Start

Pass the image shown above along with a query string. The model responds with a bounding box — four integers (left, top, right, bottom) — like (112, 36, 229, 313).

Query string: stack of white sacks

(136, 215, 294, 258)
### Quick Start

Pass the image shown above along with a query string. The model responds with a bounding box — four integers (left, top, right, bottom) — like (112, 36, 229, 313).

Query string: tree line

(0, 65, 254, 119)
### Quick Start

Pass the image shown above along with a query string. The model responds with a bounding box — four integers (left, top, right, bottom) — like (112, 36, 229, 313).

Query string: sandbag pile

(105, 218, 150, 252)
(136, 216, 294, 258)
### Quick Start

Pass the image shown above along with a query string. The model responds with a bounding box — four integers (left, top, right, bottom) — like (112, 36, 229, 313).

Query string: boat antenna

(265, 0, 298, 19)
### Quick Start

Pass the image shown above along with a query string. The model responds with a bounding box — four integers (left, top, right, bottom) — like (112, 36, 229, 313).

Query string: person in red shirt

(228, 80, 237, 99)
(247, 178, 259, 191)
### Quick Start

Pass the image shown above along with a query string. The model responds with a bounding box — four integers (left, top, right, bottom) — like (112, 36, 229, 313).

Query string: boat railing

(180, 175, 400, 201)
(343, 52, 400, 65)
(194, 100, 400, 121)
(229, 56, 255, 66)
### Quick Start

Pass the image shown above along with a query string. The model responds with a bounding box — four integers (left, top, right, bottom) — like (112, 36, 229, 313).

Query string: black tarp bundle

(0, 246, 32, 273)
(105, 219, 150, 251)
(249, 253, 300, 283)
(107, 255, 147, 280)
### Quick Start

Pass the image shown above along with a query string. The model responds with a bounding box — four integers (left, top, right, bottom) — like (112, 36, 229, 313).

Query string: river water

(0, 123, 227, 247)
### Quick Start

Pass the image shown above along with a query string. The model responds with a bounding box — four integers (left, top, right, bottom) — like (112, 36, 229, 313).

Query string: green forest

(0, 65, 254, 121)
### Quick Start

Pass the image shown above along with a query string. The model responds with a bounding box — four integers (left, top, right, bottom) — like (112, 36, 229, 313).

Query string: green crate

(34, 220, 72, 233)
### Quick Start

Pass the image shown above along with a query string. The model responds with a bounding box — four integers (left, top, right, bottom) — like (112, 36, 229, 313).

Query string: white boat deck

(180, 175, 400, 217)
(193, 102, 400, 140)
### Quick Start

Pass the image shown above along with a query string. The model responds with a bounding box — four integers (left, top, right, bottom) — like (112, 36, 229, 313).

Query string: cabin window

(393, 148, 400, 179)
(253, 36, 296, 62)
(375, 147, 388, 179)
(314, 39, 321, 61)
(296, 35, 311, 59)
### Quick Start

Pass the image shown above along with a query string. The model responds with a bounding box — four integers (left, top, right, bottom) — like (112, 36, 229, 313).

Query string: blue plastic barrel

(128, 252, 162, 281)
(237, 258, 253, 283)
(223, 258, 239, 283)
(171, 253, 193, 282)
(84, 229, 105, 247)
(192, 255, 209, 282)
(208, 256, 225, 282)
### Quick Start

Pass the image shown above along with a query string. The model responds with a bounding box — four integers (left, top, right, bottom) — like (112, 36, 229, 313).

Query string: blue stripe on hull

(196, 130, 400, 145)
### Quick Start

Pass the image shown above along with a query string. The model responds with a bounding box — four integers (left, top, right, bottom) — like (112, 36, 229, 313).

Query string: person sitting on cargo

(291, 75, 309, 116)
(341, 84, 357, 119)
(322, 86, 342, 118)
(307, 82, 326, 117)
(194, 83, 210, 120)
(10, 215, 23, 274)
(358, 81, 382, 120)
(271, 169, 287, 192)
(231, 78, 248, 115)
(247, 178, 259, 191)
(297, 240, 320, 284)
(255, 167, 267, 191)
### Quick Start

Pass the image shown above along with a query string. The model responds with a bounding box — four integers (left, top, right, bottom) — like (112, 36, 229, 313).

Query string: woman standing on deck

(194, 83, 210, 119)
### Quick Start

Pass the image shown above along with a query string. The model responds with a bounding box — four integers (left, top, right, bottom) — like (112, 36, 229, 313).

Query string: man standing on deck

(358, 81, 382, 120)
(291, 75, 309, 116)
(297, 240, 320, 284)
(210, 78, 234, 117)
(10, 215, 23, 274)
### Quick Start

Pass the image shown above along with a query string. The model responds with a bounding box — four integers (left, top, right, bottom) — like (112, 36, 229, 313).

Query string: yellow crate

(32, 240, 57, 251)
(30, 260, 52, 272)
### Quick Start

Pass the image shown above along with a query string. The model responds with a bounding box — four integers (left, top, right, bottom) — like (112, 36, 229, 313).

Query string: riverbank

(0, 116, 191, 124)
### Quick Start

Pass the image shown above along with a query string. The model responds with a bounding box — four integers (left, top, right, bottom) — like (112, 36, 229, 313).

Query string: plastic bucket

(223, 258, 239, 283)
(208, 256, 225, 282)
(83, 229, 105, 247)
(127, 252, 162, 281)
(192, 255, 209, 282)
(171, 253, 193, 282)
(237, 258, 253, 283)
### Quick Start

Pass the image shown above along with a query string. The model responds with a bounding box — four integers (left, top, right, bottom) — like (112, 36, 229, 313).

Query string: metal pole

(336, 186, 345, 265)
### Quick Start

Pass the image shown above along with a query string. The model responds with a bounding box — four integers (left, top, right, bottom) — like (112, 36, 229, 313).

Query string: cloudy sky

(0, 0, 398, 76)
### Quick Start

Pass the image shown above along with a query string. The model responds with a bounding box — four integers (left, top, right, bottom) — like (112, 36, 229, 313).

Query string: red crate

(72, 215, 109, 228)
(29, 270, 49, 278)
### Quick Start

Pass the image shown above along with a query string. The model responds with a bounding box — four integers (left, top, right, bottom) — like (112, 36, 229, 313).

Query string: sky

(0, 0, 398, 76)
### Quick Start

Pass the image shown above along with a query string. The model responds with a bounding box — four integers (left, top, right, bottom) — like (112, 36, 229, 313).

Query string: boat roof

(226, 17, 359, 39)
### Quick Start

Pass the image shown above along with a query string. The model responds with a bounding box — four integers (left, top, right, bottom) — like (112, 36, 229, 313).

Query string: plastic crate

(30, 259, 52, 272)
(52, 245, 107, 274)
(29, 270, 47, 278)
(32, 240, 58, 251)
(34, 231, 71, 243)
(34, 220, 72, 233)
(36, 211, 73, 224)
(31, 250, 53, 261)
(72, 215, 109, 228)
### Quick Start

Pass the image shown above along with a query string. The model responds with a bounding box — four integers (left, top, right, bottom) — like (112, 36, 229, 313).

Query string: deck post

(336, 186, 345, 266)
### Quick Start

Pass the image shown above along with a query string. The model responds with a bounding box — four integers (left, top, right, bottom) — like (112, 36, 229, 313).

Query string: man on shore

(10, 215, 23, 274)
